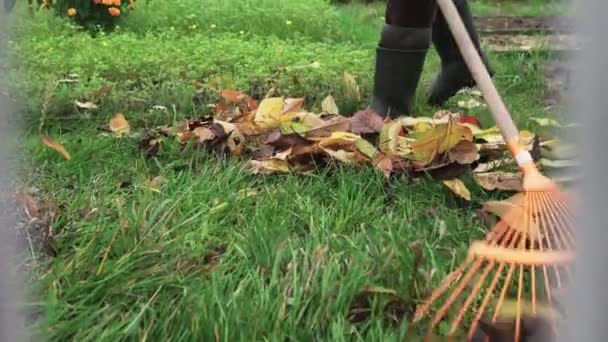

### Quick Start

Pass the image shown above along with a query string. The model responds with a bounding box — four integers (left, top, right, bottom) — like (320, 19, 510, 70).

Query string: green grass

(6, 0, 564, 340)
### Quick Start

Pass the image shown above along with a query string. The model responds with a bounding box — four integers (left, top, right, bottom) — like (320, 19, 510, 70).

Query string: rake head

(411, 185, 576, 341)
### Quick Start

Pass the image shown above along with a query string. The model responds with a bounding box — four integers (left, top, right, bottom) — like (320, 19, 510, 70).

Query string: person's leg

(427, 0, 494, 106)
(370, 0, 437, 118)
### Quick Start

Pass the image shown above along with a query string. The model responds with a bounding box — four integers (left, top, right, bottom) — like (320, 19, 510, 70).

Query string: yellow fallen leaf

(41, 135, 71, 160)
(529, 117, 562, 128)
(250, 159, 290, 174)
(322, 148, 365, 165)
(254, 97, 289, 128)
(109, 113, 130, 135)
(379, 120, 404, 156)
(354, 138, 380, 160)
(317, 131, 360, 148)
(498, 299, 559, 321)
(410, 122, 473, 163)
(321, 95, 339, 115)
(442, 179, 471, 201)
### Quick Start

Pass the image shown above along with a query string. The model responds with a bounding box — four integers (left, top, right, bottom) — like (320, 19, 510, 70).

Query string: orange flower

(108, 7, 120, 16)
(67, 7, 77, 16)
(112, 0, 121, 6)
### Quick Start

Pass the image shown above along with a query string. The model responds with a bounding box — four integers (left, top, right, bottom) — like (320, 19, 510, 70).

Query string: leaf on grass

(193, 127, 216, 142)
(317, 131, 360, 148)
(498, 299, 559, 321)
(540, 158, 578, 169)
(354, 138, 380, 160)
(448, 140, 480, 165)
(379, 120, 405, 156)
(15, 191, 40, 220)
(215, 121, 246, 156)
(473, 159, 506, 173)
(410, 122, 473, 163)
(348, 109, 385, 134)
(221, 90, 248, 103)
(250, 159, 290, 174)
(474, 172, 522, 191)
(281, 97, 305, 115)
(529, 117, 562, 128)
(442, 178, 471, 201)
(303, 117, 351, 139)
(322, 148, 365, 165)
(482, 194, 540, 239)
(374, 156, 394, 179)
(74, 100, 98, 110)
(321, 95, 339, 115)
(109, 113, 130, 135)
(254, 97, 288, 128)
(364, 286, 397, 295)
(343, 72, 361, 101)
(41, 135, 71, 160)
(458, 98, 485, 109)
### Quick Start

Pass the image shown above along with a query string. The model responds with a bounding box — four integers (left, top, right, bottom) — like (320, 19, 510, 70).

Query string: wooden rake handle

(436, 0, 525, 160)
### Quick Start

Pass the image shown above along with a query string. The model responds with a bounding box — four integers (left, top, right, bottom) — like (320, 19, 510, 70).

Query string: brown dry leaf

(374, 156, 393, 179)
(273, 148, 293, 161)
(250, 159, 291, 174)
(215, 121, 246, 156)
(474, 172, 522, 191)
(221, 90, 248, 103)
(193, 127, 216, 142)
(281, 97, 305, 115)
(15, 191, 40, 220)
(41, 135, 71, 160)
(442, 179, 471, 201)
(410, 122, 473, 163)
(343, 72, 361, 101)
(348, 109, 385, 134)
(448, 140, 480, 165)
(109, 113, 130, 135)
(482, 196, 540, 239)
(303, 117, 351, 139)
(321, 95, 339, 115)
(473, 159, 506, 173)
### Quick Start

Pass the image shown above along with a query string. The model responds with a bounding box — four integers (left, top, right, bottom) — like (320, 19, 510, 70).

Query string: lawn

(3, 0, 566, 340)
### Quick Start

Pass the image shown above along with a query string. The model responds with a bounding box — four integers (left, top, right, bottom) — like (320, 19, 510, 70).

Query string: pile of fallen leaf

(42, 88, 577, 201)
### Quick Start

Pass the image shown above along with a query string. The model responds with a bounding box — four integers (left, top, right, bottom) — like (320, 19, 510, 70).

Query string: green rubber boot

(370, 24, 432, 118)
(427, 0, 494, 106)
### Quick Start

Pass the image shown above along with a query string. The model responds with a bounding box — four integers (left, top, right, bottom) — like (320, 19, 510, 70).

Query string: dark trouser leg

(427, 0, 494, 106)
(370, 0, 436, 118)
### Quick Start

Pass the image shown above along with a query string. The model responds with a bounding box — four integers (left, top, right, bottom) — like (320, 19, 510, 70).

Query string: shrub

(37, 0, 134, 31)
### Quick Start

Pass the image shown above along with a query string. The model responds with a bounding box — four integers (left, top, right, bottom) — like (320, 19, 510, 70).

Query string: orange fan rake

(408, 0, 578, 340)
(411, 191, 576, 340)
